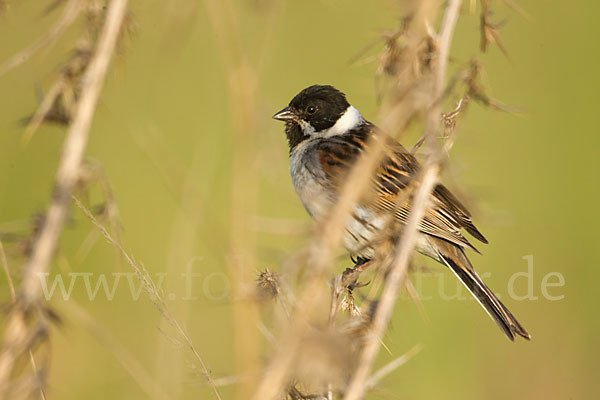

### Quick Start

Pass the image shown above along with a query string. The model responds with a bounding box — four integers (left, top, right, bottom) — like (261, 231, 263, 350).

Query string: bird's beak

(272, 106, 296, 121)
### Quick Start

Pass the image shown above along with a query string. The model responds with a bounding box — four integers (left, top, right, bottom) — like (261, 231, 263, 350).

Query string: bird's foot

(343, 257, 372, 290)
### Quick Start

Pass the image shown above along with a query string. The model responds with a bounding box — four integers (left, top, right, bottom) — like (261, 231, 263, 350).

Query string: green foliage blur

(0, 0, 598, 398)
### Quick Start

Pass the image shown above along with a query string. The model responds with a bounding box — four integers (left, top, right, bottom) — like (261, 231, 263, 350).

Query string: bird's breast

(289, 138, 435, 261)
(289, 141, 333, 218)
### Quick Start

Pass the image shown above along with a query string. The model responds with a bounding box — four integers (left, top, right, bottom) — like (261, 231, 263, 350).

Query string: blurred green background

(0, 0, 598, 399)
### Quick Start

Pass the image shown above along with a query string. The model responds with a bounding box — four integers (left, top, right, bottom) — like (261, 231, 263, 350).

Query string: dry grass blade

(72, 197, 223, 400)
(0, 0, 81, 77)
(500, 0, 532, 21)
(464, 60, 523, 113)
(480, 0, 511, 60)
(22, 79, 68, 145)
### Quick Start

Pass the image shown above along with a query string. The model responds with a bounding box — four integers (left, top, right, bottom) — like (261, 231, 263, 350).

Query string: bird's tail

(435, 241, 530, 341)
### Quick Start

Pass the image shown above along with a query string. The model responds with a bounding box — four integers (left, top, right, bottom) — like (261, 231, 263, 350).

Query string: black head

(273, 85, 351, 133)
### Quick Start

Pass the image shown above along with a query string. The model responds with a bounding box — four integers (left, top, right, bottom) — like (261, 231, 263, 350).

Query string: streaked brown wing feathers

(314, 125, 487, 250)
(373, 141, 487, 250)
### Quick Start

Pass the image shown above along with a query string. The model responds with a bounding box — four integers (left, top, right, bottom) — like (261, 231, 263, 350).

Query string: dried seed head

(340, 290, 361, 317)
(256, 268, 280, 300)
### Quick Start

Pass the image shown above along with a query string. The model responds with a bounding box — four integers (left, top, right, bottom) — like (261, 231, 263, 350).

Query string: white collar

(320, 106, 363, 137)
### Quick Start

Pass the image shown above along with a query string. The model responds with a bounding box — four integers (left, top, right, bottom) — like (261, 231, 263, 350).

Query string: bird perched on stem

(273, 84, 530, 341)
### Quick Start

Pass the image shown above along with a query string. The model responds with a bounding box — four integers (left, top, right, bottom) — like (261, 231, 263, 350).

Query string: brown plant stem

(0, 240, 46, 400)
(0, 0, 129, 395)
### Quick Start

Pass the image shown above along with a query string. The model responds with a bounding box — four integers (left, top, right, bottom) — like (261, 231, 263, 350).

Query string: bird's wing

(314, 124, 487, 251)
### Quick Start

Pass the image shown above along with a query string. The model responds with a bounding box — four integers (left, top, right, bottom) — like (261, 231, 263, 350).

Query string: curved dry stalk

(0, 0, 129, 395)
(72, 197, 223, 400)
(343, 165, 439, 400)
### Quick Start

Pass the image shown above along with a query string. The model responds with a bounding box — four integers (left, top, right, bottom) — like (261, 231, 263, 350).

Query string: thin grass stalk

(73, 197, 223, 400)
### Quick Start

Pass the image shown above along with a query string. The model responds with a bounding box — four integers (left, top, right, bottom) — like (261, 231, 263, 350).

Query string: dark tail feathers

(441, 252, 531, 341)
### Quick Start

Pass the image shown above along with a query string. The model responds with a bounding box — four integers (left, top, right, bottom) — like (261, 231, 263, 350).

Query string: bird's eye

(307, 106, 316, 114)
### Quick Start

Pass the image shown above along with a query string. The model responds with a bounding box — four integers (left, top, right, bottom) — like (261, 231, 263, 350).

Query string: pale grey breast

(290, 139, 385, 259)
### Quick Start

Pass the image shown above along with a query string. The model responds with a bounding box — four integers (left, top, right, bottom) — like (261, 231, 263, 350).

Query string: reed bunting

(273, 84, 530, 341)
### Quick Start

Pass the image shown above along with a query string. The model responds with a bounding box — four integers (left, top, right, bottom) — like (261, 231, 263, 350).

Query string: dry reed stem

(343, 1, 463, 399)
(0, 0, 82, 77)
(0, 0, 129, 395)
(204, 0, 283, 397)
(206, 1, 262, 396)
(72, 197, 223, 400)
(21, 0, 129, 309)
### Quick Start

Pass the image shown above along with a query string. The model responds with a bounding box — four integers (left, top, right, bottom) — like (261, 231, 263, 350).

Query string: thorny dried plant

(257, 268, 281, 300)
(0, 0, 132, 398)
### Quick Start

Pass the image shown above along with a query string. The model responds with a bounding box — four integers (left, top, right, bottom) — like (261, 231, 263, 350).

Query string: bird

(272, 84, 530, 341)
